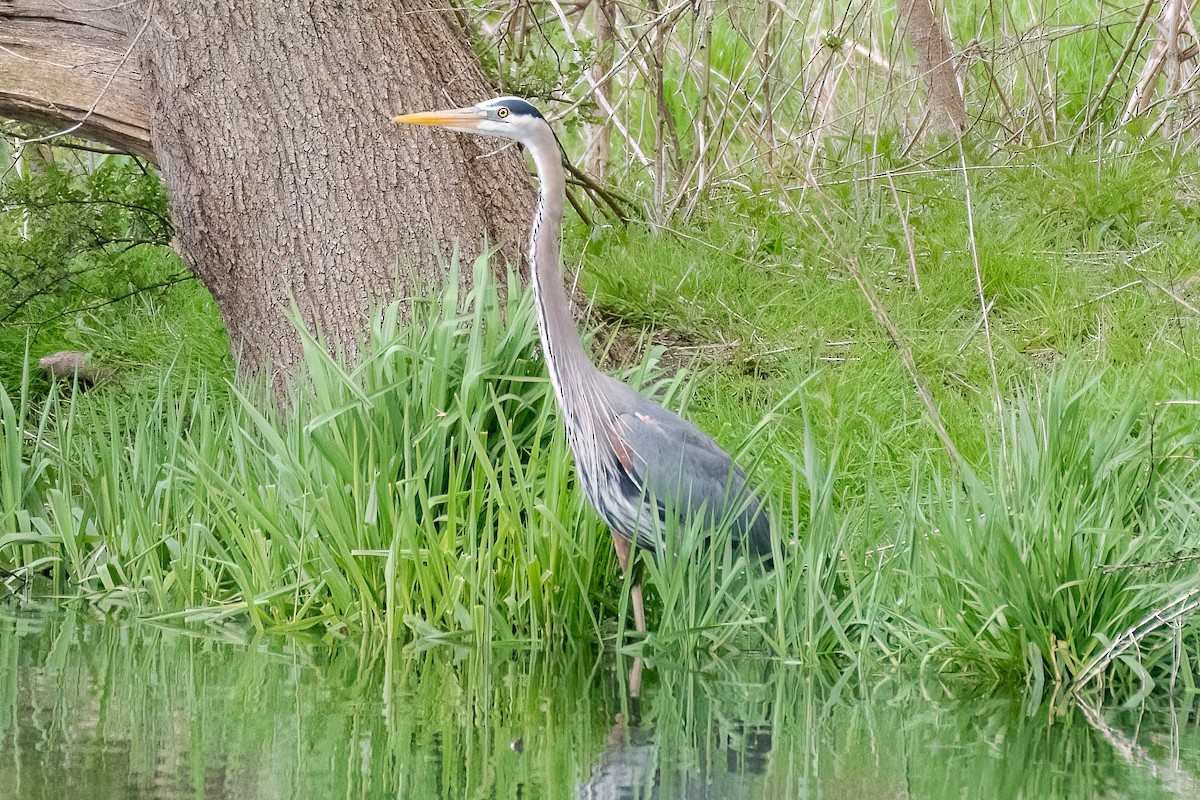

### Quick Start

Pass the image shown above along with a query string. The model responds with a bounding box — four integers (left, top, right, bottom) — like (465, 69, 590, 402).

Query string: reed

(905, 374, 1200, 695)
(5, 251, 1200, 700)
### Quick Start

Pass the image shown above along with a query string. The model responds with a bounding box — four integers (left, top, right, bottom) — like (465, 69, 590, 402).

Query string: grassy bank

(4, 136, 1200, 701)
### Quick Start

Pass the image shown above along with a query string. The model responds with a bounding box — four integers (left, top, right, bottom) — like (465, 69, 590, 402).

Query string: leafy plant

(907, 375, 1200, 695)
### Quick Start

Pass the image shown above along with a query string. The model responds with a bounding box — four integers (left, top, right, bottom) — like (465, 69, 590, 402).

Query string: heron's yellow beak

(392, 107, 485, 129)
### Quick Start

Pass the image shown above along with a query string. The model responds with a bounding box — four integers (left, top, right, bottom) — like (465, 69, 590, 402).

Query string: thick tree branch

(0, 1, 153, 160)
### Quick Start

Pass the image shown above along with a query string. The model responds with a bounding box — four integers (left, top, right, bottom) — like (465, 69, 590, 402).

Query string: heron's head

(393, 96, 549, 145)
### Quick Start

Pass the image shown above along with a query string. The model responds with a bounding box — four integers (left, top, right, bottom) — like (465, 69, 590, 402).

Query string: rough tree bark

(1, 1, 536, 386)
(896, 0, 965, 135)
(0, 3, 153, 158)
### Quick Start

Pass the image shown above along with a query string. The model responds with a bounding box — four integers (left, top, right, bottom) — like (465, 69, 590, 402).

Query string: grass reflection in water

(0, 606, 1196, 799)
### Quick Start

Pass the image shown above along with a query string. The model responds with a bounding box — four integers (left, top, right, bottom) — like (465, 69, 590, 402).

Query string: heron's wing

(608, 403, 771, 557)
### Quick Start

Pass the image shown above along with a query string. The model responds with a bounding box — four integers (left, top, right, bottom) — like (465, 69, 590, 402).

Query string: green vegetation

(0, 143, 230, 392)
(5, 138, 1200, 704)
(5, 3, 1200, 707)
(10, 608, 1190, 799)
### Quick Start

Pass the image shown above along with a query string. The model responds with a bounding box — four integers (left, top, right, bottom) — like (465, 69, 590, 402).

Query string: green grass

(5, 97, 1200, 702)
(4, 146, 1200, 700)
(0, 256, 874, 670)
(5, 258, 607, 642)
(0, 148, 218, 394)
(576, 144, 1200, 483)
(906, 375, 1200, 694)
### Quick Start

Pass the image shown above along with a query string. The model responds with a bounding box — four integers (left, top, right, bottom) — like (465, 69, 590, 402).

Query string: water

(1, 604, 1197, 799)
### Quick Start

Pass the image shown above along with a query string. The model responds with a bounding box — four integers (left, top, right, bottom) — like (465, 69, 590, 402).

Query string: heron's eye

(496, 107, 510, 119)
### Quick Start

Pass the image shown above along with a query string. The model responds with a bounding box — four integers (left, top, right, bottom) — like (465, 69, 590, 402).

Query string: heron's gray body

(394, 96, 772, 628)
(516, 100, 770, 557)
(563, 370, 771, 555)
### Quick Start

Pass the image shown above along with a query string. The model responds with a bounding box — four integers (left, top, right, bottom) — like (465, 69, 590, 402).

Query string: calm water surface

(1, 604, 1197, 799)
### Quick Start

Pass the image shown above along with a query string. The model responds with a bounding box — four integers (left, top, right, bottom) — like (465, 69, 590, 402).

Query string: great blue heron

(394, 97, 772, 632)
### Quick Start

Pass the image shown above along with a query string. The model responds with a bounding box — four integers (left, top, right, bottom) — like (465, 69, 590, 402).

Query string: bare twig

(564, 160, 639, 221)
(4, 274, 195, 328)
(1077, 0, 1158, 144)
(886, 174, 921, 295)
(956, 139, 1006, 459)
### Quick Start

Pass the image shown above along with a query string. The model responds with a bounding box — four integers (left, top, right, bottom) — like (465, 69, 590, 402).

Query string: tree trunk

(896, 0, 965, 135)
(1, 1, 536, 387)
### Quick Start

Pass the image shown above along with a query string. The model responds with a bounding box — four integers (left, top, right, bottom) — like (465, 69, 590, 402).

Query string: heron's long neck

(526, 128, 595, 410)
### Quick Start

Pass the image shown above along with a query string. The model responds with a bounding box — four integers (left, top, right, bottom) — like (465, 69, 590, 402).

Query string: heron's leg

(611, 532, 647, 633)
(628, 656, 643, 698)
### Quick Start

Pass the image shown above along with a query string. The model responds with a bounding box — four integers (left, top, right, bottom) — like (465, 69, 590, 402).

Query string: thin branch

(1077, 0, 1157, 143)
(808, 217, 964, 471)
(3, 273, 195, 328)
(959, 139, 1005, 460)
(564, 159, 639, 221)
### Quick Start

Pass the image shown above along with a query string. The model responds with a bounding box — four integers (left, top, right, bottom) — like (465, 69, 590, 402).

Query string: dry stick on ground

(1126, 263, 1200, 317)
(1113, 241, 1191, 317)
(886, 174, 921, 295)
(1072, 588, 1200, 690)
(850, 258, 964, 470)
(1102, 552, 1200, 573)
